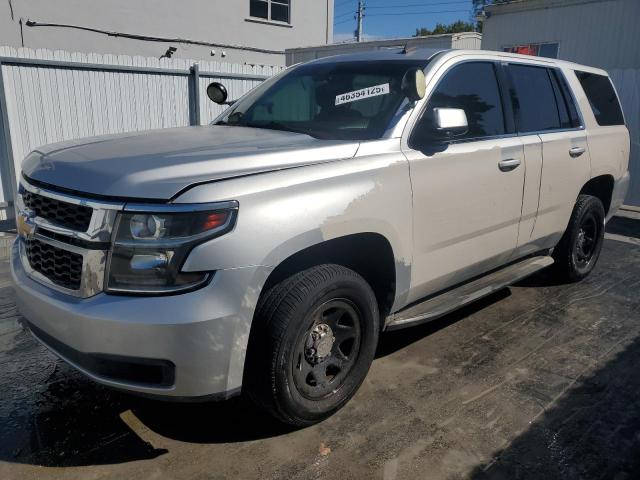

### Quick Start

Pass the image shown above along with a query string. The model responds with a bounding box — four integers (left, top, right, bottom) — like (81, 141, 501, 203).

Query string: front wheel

(244, 264, 379, 426)
(552, 194, 605, 282)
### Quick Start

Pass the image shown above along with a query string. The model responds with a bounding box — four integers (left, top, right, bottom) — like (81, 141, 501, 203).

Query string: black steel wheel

(553, 194, 605, 282)
(244, 264, 379, 426)
(291, 299, 362, 400)
(574, 210, 601, 269)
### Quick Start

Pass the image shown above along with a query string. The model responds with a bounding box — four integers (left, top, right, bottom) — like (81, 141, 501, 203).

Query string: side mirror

(206, 82, 228, 105)
(401, 68, 426, 102)
(432, 108, 468, 137)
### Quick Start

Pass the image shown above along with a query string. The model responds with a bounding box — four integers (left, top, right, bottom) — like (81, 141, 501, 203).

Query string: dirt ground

(1, 217, 640, 480)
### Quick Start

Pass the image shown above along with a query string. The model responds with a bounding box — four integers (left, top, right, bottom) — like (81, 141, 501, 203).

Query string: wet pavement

(1, 220, 640, 480)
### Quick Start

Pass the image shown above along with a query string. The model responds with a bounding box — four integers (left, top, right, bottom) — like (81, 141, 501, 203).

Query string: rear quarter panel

(562, 65, 631, 192)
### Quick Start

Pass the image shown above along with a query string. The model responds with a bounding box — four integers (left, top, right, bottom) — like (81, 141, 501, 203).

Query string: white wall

(0, 46, 284, 218)
(0, 0, 334, 66)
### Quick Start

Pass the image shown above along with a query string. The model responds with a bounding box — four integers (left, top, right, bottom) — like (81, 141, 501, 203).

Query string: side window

(410, 62, 505, 147)
(250, 0, 290, 23)
(575, 71, 624, 126)
(552, 69, 582, 128)
(509, 64, 560, 133)
(548, 69, 572, 129)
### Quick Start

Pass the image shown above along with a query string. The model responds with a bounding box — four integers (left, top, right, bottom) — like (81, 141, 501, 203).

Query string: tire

(552, 194, 605, 282)
(244, 264, 379, 426)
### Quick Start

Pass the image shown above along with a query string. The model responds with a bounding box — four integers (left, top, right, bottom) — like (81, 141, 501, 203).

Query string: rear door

(506, 63, 590, 251)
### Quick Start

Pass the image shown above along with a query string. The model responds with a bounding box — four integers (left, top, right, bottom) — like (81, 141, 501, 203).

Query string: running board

(384, 256, 554, 331)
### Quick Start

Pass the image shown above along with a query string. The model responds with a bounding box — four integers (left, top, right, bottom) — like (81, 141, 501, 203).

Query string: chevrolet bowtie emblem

(17, 212, 34, 238)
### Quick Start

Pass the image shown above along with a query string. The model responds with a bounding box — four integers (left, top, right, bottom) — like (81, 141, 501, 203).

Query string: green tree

(414, 20, 476, 37)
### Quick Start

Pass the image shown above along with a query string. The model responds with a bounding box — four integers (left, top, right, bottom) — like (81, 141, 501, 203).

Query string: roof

(296, 48, 607, 76)
(286, 32, 481, 54)
(299, 48, 448, 65)
(485, 0, 605, 15)
(441, 49, 609, 75)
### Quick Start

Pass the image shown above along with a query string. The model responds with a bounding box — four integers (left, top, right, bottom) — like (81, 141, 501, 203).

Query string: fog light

(130, 253, 170, 271)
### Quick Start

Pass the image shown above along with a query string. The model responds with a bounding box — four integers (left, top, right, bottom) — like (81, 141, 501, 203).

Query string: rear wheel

(552, 194, 605, 282)
(244, 264, 379, 426)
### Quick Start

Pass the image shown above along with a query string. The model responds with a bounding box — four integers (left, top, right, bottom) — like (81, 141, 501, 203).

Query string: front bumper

(11, 240, 271, 398)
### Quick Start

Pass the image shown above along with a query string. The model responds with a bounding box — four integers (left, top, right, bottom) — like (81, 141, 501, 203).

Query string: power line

(334, 10, 355, 20)
(334, 0, 355, 9)
(334, 17, 354, 26)
(367, 8, 470, 17)
(366, 0, 471, 9)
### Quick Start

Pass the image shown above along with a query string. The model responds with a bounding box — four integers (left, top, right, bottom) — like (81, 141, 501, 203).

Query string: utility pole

(355, 0, 365, 42)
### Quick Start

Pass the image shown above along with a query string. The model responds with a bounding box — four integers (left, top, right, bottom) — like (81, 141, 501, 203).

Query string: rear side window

(575, 71, 624, 126)
(508, 64, 561, 133)
(411, 62, 505, 145)
(552, 69, 582, 128)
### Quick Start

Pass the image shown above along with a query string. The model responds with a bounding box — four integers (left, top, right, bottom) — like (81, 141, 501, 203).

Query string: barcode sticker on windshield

(335, 83, 390, 106)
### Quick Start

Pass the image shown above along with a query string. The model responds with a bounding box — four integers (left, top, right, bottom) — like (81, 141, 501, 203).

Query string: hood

(23, 126, 360, 200)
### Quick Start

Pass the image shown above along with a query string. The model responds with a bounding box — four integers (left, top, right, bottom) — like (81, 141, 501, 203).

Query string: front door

(403, 61, 525, 304)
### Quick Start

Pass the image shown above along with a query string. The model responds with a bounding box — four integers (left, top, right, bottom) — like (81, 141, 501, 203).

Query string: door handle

(569, 146, 586, 158)
(498, 158, 521, 172)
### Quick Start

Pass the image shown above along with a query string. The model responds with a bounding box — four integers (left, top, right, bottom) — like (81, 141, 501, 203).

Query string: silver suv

(11, 49, 630, 426)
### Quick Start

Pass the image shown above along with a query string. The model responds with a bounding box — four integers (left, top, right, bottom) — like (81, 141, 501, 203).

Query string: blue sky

(333, 0, 476, 42)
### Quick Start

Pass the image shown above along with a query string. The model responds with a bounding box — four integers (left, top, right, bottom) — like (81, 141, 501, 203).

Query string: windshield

(216, 59, 428, 140)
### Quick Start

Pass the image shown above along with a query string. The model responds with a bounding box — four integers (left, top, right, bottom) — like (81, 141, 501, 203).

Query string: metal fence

(0, 46, 285, 220)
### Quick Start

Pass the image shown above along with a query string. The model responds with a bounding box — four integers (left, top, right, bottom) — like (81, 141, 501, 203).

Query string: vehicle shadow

(1, 292, 510, 467)
(606, 215, 640, 239)
(467, 332, 640, 480)
(0, 319, 294, 467)
(376, 289, 511, 358)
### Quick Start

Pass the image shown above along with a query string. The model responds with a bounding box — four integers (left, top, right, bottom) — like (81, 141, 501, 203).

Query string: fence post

(190, 63, 201, 126)
(0, 60, 18, 222)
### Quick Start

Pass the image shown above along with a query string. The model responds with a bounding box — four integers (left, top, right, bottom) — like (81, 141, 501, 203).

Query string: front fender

(175, 145, 413, 306)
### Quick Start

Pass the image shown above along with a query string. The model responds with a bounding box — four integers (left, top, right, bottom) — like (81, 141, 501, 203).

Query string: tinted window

(250, 0, 268, 19)
(509, 64, 560, 132)
(411, 62, 505, 145)
(553, 69, 581, 128)
(503, 43, 559, 59)
(271, 0, 290, 22)
(548, 69, 572, 129)
(576, 71, 624, 126)
(539, 43, 559, 59)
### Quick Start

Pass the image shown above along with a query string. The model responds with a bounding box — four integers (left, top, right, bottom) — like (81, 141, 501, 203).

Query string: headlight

(106, 201, 238, 294)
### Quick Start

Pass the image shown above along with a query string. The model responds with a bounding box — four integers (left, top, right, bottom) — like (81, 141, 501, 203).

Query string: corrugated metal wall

(610, 69, 640, 206)
(450, 33, 483, 50)
(481, 0, 640, 206)
(0, 47, 284, 218)
(481, 0, 640, 70)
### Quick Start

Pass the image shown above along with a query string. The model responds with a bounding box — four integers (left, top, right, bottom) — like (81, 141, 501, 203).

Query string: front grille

(25, 238, 83, 290)
(22, 190, 93, 231)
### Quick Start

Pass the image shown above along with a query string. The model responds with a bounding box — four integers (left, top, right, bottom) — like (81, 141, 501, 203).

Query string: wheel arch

(580, 174, 615, 215)
(259, 232, 398, 322)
